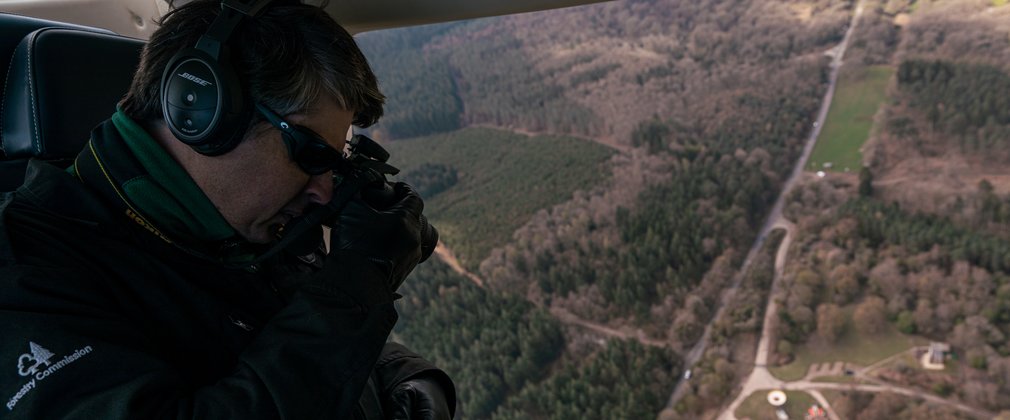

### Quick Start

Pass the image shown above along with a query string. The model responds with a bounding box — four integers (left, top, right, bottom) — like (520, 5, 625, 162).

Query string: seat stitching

(28, 30, 41, 157)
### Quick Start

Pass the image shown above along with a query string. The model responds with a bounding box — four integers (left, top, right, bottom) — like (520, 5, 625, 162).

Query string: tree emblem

(17, 342, 55, 377)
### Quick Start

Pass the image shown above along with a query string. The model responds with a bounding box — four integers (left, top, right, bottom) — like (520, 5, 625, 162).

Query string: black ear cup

(161, 47, 251, 156)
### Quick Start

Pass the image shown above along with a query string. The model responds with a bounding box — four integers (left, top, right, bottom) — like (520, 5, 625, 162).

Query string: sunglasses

(254, 103, 345, 175)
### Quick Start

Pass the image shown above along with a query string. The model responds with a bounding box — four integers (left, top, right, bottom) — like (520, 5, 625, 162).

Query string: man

(0, 0, 454, 418)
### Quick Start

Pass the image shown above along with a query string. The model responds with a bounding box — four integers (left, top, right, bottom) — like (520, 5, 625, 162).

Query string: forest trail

(433, 243, 484, 287)
(433, 242, 668, 347)
(549, 307, 668, 348)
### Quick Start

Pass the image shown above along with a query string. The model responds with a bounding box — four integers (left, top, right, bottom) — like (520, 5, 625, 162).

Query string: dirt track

(433, 242, 668, 348)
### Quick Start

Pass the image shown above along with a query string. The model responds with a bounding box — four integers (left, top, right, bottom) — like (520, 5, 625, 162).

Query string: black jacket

(0, 119, 453, 418)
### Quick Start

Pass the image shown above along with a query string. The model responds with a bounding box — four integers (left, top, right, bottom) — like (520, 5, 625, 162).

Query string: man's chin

(238, 225, 279, 245)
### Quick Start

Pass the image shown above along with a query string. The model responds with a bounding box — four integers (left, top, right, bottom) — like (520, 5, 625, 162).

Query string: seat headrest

(1, 27, 144, 160)
(0, 12, 114, 68)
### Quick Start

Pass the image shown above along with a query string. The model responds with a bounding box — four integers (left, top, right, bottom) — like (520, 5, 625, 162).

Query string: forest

(357, 0, 850, 145)
(396, 256, 688, 418)
(354, 0, 1010, 417)
(395, 260, 565, 418)
(485, 53, 825, 327)
(361, 0, 849, 417)
(776, 181, 1010, 411)
(764, 3, 1010, 411)
(356, 23, 465, 139)
(475, 0, 834, 330)
(385, 128, 614, 271)
(892, 59, 1010, 152)
(491, 339, 680, 420)
(831, 391, 974, 419)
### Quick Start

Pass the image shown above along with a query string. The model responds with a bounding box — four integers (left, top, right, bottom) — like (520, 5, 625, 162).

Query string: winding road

(658, 1, 880, 417)
(713, 1, 997, 418)
(719, 0, 865, 417)
(661, 0, 866, 417)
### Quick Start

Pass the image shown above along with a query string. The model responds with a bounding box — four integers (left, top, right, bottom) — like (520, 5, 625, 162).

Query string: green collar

(107, 109, 237, 243)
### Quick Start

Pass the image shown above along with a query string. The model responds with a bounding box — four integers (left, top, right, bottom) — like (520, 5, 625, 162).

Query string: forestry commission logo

(16, 342, 53, 377)
(6, 342, 93, 411)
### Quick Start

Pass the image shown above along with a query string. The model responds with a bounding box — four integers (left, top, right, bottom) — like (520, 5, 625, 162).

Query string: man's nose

(303, 172, 334, 205)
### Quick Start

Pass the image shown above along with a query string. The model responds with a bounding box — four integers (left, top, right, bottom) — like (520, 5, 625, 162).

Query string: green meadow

(807, 66, 893, 173)
(770, 310, 927, 381)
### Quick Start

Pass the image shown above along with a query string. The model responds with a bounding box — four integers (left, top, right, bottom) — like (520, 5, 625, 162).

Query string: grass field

(735, 390, 818, 420)
(820, 390, 845, 415)
(806, 65, 893, 173)
(994, 0, 1008, 7)
(770, 316, 928, 381)
(384, 127, 614, 271)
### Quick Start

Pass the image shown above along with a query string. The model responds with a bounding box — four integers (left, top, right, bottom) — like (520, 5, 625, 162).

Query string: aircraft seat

(0, 14, 143, 190)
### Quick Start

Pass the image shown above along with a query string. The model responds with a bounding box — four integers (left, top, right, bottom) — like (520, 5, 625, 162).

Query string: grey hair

(120, 0, 384, 130)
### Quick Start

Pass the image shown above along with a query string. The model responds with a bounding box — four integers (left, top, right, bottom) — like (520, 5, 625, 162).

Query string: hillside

(355, 0, 1010, 418)
(358, 0, 850, 148)
(355, 0, 853, 418)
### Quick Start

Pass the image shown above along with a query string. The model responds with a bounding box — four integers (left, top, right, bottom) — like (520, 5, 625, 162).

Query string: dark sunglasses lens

(296, 142, 342, 175)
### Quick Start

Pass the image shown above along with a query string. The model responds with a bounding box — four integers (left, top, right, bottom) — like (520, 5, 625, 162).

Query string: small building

(921, 342, 950, 370)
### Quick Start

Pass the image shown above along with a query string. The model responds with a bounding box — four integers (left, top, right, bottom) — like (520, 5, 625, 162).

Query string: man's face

(215, 96, 354, 244)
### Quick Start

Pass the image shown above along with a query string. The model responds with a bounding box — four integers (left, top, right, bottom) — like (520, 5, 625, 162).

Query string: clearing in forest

(807, 65, 893, 173)
(770, 316, 927, 381)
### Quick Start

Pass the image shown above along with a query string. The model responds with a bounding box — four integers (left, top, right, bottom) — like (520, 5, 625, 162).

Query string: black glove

(386, 376, 453, 420)
(331, 182, 424, 291)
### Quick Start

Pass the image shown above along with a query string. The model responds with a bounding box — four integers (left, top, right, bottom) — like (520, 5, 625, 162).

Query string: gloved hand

(385, 376, 453, 420)
(331, 182, 424, 291)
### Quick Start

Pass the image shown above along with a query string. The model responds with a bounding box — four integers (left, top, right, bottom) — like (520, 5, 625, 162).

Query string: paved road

(753, 219, 795, 368)
(660, 3, 868, 417)
(719, 0, 865, 417)
(713, 2, 996, 419)
(719, 219, 791, 419)
(783, 381, 995, 419)
(660, 221, 773, 414)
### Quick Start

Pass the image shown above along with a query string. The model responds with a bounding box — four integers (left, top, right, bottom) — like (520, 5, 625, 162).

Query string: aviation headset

(161, 0, 327, 157)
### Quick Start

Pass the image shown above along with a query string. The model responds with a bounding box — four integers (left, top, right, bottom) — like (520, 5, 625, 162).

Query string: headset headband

(160, 0, 275, 156)
(199, 0, 273, 57)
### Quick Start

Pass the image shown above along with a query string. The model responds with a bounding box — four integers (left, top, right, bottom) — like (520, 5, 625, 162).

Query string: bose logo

(178, 72, 212, 87)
